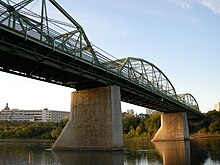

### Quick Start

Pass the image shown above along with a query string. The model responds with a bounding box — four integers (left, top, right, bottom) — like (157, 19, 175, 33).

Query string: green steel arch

(178, 93, 200, 111)
(111, 57, 177, 97)
(109, 57, 200, 112)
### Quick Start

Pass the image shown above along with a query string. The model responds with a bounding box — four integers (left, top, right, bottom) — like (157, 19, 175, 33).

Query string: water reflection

(0, 141, 55, 165)
(190, 138, 220, 165)
(153, 138, 220, 165)
(153, 141, 190, 165)
(53, 150, 124, 165)
(0, 138, 220, 164)
(124, 139, 163, 165)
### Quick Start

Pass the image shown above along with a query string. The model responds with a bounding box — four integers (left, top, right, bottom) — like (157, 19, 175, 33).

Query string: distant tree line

(196, 110, 220, 136)
(0, 116, 69, 140)
(123, 109, 220, 138)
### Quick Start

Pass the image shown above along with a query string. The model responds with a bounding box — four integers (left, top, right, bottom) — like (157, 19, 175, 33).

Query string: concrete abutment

(152, 112, 189, 141)
(52, 86, 123, 151)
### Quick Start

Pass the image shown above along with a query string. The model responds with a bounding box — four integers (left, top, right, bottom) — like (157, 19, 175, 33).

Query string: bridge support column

(152, 112, 189, 141)
(52, 86, 123, 151)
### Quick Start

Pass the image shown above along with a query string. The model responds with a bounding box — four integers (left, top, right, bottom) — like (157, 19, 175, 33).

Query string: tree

(122, 111, 161, 138)
(144, 113, 161, 137)
(122, 111, 141, 134)
(209, 120, 220, 133)
(51, 128, 62, 139)
(59, 116, 69, 128)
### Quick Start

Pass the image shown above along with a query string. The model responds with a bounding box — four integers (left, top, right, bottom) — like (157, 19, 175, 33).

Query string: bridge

(0, 0, 204, 150)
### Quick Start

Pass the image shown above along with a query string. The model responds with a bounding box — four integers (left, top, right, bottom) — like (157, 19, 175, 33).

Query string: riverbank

(0, 138, 55, 142)
(1, 133, 220, 143)
(190, 134, 220, 139)
(124, 133, 220, 141)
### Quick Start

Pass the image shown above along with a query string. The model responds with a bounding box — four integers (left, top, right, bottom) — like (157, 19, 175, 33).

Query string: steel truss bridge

(0, 0, 204, 119)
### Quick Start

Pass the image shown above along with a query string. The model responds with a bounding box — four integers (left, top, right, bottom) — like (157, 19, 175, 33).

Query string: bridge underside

(0, 27, 203, 119)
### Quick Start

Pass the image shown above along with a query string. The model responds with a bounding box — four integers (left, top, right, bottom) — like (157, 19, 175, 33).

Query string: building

(0, 103, 70, 122)
(146, 108, 153, 115)
(214, 102, 220, 111)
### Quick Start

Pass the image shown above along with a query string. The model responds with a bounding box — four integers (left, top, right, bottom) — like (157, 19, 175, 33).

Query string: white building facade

(0, 104, 69, 122)
(214, 102, 220, 111)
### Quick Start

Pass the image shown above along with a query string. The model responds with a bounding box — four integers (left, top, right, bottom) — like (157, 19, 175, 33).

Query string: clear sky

(0, 0, 220, 113)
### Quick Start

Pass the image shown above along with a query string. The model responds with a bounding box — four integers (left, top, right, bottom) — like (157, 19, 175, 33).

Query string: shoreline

(1, 134, 220, 142)
(189, 134, 220, 139)
(0, 138, 55, 142)
(124, 134, 220, 141)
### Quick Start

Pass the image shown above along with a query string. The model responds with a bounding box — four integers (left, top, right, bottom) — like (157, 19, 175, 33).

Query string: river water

(0, 138, 220, 165)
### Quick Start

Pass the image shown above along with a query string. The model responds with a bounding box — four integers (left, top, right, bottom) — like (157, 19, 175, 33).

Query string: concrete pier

(52, 86, 123, 151)
(151, 112, 189, 141)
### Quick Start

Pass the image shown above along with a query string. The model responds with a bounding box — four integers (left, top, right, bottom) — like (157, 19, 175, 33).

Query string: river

(0, 138, 219, 165)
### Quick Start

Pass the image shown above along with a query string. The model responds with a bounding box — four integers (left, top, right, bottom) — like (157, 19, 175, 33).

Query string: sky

(0, 0, 220, 113)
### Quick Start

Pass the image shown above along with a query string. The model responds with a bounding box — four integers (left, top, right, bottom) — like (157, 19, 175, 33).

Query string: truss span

(109, 57, 201, 113)
(0, 0, 202, 116)
(111, 57, 177, 97)
(178, 93, 200, 111)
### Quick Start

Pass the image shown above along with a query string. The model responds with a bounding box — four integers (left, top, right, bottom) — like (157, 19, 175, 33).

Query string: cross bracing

(0, 0, 203, 118)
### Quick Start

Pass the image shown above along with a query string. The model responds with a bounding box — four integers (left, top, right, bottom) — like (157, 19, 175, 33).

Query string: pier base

(52, 86, 123, 151)
(152, 112, 189, 141)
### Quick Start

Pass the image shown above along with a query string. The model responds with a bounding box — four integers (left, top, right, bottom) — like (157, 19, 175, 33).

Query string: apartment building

(0, 103, 69, 122)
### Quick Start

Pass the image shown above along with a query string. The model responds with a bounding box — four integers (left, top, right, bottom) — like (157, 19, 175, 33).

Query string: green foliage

(206, 110, 220, 121)
(123, 111, 161, 138)
(144, 113, 161, 137)
(197, 128, 208, 135)
(123, 110, 220, 138)
(208, 120, 220, 133)
(0, 117, 69, 140)
(51, 128, 62, 139)
(122, 111, 141, 134)
(58, 116, 69, 128)
(196, 110, 220, 136)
